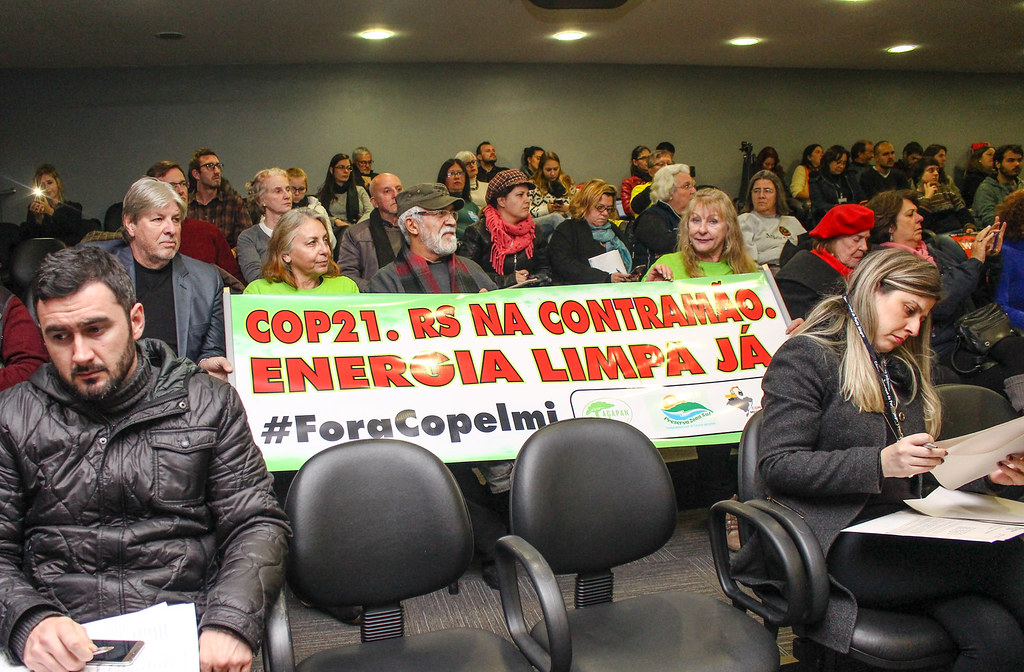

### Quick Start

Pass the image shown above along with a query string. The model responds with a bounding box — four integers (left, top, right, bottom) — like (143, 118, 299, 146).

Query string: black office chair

(262, 439, 570, 672)
(7, 237, 66, 305)
(504, 417, 790, 672)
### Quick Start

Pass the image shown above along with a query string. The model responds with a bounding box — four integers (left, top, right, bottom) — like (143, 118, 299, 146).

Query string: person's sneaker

(324, 605, 364, 625)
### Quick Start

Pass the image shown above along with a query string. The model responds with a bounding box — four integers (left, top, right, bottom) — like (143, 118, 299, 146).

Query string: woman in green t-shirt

(244, 208, 359, 295)
(645, 187, 757, 282)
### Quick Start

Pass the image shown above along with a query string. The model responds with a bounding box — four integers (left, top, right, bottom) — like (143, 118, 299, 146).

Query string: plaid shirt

(188, 191, 250, 248)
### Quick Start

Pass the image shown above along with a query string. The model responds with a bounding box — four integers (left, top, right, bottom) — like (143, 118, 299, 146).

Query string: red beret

(809, 204, 875, 239)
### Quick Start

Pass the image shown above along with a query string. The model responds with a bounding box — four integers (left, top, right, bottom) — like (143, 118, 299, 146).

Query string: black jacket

(0, 339, 289, 659)
(548, 217, 630, 285)
(458, 221, 551, 288)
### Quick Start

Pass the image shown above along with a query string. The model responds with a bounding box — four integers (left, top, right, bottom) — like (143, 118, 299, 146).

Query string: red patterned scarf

(483, 205, 535, 274)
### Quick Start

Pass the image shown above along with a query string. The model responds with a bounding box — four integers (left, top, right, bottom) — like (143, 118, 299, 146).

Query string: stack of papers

(843, 488, 1024, 543)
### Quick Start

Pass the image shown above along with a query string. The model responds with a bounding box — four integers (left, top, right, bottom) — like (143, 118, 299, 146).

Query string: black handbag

(951, 303, 1013, 374)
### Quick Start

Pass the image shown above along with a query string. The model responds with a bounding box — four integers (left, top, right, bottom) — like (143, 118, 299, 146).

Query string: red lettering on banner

(538, 301, 563, 334)
(409, 305, 460, 338)
(368, 355, 414, 387)
(611, 298, 639, 329)
(410, 352, 455, 387)
(246, 310, 270, 343)
(629, 344, 664, 377)
(660, 295, 692, 328)
(470, 303, 533, 336)
(479, 350, 524, 383)
(634, 297, 665, 329)
(286, 357, 334, 392)
(682, 293, 720, 325)
(251, 357, 284, 393)
(714, 292, 743, 323)
(334, 356, 370, 389)
(735, 289, 764, 320)
(271, 310, 303, 344)
(585, 346, 639, 380)
(586, 299, 622, 332)
(532, 349, 569, 382)
(666, 343, 706, 376)
(303, 311, 332, 343)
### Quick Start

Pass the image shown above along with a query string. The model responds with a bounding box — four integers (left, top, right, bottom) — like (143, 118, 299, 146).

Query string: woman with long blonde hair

(760, 248, 1024, 670)
(645, 187, 757, 281)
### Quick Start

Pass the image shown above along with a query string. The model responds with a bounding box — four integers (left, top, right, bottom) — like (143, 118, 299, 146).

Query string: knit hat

(395, 183, 464, 219)
(809, 204, 875, 239)
(485, 169, 535, 206)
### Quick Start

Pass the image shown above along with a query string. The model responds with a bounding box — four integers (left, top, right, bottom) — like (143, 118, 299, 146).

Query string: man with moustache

(336, 173, 406, 290)
(368, 183, 495, 293)
(0, 246, 287, 672)
(974, 144, 1024, 227)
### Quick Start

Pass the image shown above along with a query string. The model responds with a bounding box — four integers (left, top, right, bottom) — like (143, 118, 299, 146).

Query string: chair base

(296, 627, 534, 672)
(533, 591, 780, 672)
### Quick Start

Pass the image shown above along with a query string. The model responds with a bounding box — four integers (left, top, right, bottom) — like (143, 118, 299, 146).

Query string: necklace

(843, 295, 904, 439)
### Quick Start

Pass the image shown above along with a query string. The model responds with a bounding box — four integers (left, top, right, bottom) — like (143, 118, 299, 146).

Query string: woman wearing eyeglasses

(548, 179, 633, 284)
(460, 169, 550, 288)
(315, 153, 372, 229)
(436, 158, 480, 240)
(456, 150, 487, 209)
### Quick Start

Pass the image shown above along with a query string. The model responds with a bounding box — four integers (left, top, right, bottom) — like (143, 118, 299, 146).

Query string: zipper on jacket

(765, 495, 806, 519)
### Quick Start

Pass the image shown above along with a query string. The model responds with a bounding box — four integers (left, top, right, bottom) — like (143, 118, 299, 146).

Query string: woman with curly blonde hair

(645, 187, 757, 281)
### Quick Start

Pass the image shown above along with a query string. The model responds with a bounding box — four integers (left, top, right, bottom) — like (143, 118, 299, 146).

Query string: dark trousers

(829, 532, 1024, 672)
(447, 462, 508, 562)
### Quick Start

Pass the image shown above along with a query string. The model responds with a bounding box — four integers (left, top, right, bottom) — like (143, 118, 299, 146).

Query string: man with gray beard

(368, 183, 495, 293)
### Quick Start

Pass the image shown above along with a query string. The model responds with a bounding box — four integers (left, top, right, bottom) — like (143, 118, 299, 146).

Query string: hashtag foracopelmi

(261, 416, 292, 443)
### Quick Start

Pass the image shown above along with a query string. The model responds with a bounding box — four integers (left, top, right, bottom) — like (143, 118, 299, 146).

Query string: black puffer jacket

(0, 339, 289, 659)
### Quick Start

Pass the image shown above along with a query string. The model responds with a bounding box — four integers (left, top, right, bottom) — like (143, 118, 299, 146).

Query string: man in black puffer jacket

(0, 246, 289, 672)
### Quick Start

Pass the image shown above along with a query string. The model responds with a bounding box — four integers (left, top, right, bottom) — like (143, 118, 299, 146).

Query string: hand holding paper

(930, 415, 1024, 489)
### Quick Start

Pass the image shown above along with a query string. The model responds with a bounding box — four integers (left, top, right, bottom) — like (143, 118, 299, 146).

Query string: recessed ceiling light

(359, 29, 394, 40)
(886, 44, 918, 53)
(156, 31, 185, 40)
(728, 37, 760, 46)
(553, 31, 586, 41)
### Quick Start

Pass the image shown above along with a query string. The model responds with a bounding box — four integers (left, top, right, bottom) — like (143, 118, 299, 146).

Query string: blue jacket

(83, 239, 226, 363)
(997, 238, 1024, 330)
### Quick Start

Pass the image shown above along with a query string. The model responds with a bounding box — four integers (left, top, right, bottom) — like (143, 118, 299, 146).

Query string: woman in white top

(739, 170, 806, 267)
(237, 168, 294, 283)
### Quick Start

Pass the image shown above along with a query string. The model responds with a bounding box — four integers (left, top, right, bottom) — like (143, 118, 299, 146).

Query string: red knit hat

(809, 204, 875, 239)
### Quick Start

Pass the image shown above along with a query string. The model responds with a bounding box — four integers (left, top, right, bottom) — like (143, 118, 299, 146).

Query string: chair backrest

(936, 383, 1017, 439)
(8, 237, 66, 301)
(510, 417, 677, 575)
(285, 439, 473, 609)
(737, 410, 764, 502)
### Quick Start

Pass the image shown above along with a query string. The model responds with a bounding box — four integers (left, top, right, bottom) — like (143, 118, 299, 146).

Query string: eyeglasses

(419, 209, 456, 220)
(292, 186, 307, 194)
(334, 165, 353, 172)
(446, 171, 465, 178)
(751, 187, 775, 195)
(464, 160, 477, 167)
(593, 204, 615, 214)
(200, 162, 224, 171)
(357, 159, 373, 167)
(678, 181, 696, 190)
(166, 180, 188, 190)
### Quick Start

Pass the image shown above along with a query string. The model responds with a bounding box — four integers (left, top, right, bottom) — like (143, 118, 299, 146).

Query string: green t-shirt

(651, 253, 735, 279)
(244, 275, 360, 295)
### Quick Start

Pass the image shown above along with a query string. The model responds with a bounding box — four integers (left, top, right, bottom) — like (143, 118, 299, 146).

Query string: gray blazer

(236, 225, 270, 284)
(84, 239, 226, 363)
(757, 335, 926, 652)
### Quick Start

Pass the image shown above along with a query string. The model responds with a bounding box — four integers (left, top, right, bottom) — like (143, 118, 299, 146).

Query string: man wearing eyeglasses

(352, 146, 378, 189)
(368, 183, 495, 294)
(186, 147, 251, 247)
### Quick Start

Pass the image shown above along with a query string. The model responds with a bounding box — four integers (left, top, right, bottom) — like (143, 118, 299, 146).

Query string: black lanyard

(843, 295, 904, 439)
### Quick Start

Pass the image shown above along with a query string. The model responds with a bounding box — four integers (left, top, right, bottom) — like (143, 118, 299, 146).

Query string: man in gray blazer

(85, 177, 232, 380)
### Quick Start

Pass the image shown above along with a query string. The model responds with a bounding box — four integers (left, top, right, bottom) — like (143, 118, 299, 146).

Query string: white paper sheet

(587, 249, 627, 274)
(905, 487, 1024, 525)
(0, 603, 200, 672)
(842, 509, 1024, 542)
(931, 415, 1024, 489)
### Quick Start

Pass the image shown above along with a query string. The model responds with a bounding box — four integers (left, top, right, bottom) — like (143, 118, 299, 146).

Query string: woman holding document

(759, 248, 1024, 671)
(548, 179, 633, 285)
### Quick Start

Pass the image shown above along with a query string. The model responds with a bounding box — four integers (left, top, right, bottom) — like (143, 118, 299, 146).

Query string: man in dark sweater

(860, 140, 910, 199)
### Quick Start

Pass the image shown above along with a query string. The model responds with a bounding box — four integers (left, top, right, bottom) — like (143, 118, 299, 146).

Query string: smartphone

(90, 640, 145, 666)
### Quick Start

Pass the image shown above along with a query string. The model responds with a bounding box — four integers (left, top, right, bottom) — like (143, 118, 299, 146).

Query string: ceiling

(3, 0, 1024, 72)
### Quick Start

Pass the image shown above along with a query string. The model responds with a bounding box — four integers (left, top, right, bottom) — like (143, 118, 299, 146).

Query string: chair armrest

(709, 499, 809, 627)
(261, 587, 295, 672)
(495, 534, 572, 672)
(746, 499, 830, 623)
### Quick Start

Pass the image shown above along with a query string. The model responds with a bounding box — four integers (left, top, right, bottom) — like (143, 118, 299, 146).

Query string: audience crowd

(1, 134, 1023, 669)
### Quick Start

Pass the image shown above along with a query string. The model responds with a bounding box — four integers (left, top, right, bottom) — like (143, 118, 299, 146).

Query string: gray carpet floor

(256, 508, 797, 670)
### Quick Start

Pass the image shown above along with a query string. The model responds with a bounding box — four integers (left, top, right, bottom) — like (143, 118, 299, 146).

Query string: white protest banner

(227, 272, 789, 470)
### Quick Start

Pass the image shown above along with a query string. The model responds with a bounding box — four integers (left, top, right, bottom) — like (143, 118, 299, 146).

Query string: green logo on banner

(583, 399, 633, 422)
(660, 394, 713, 425)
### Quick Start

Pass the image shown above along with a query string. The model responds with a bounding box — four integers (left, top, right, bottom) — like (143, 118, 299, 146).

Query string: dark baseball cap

(396, 183, 464, 219)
